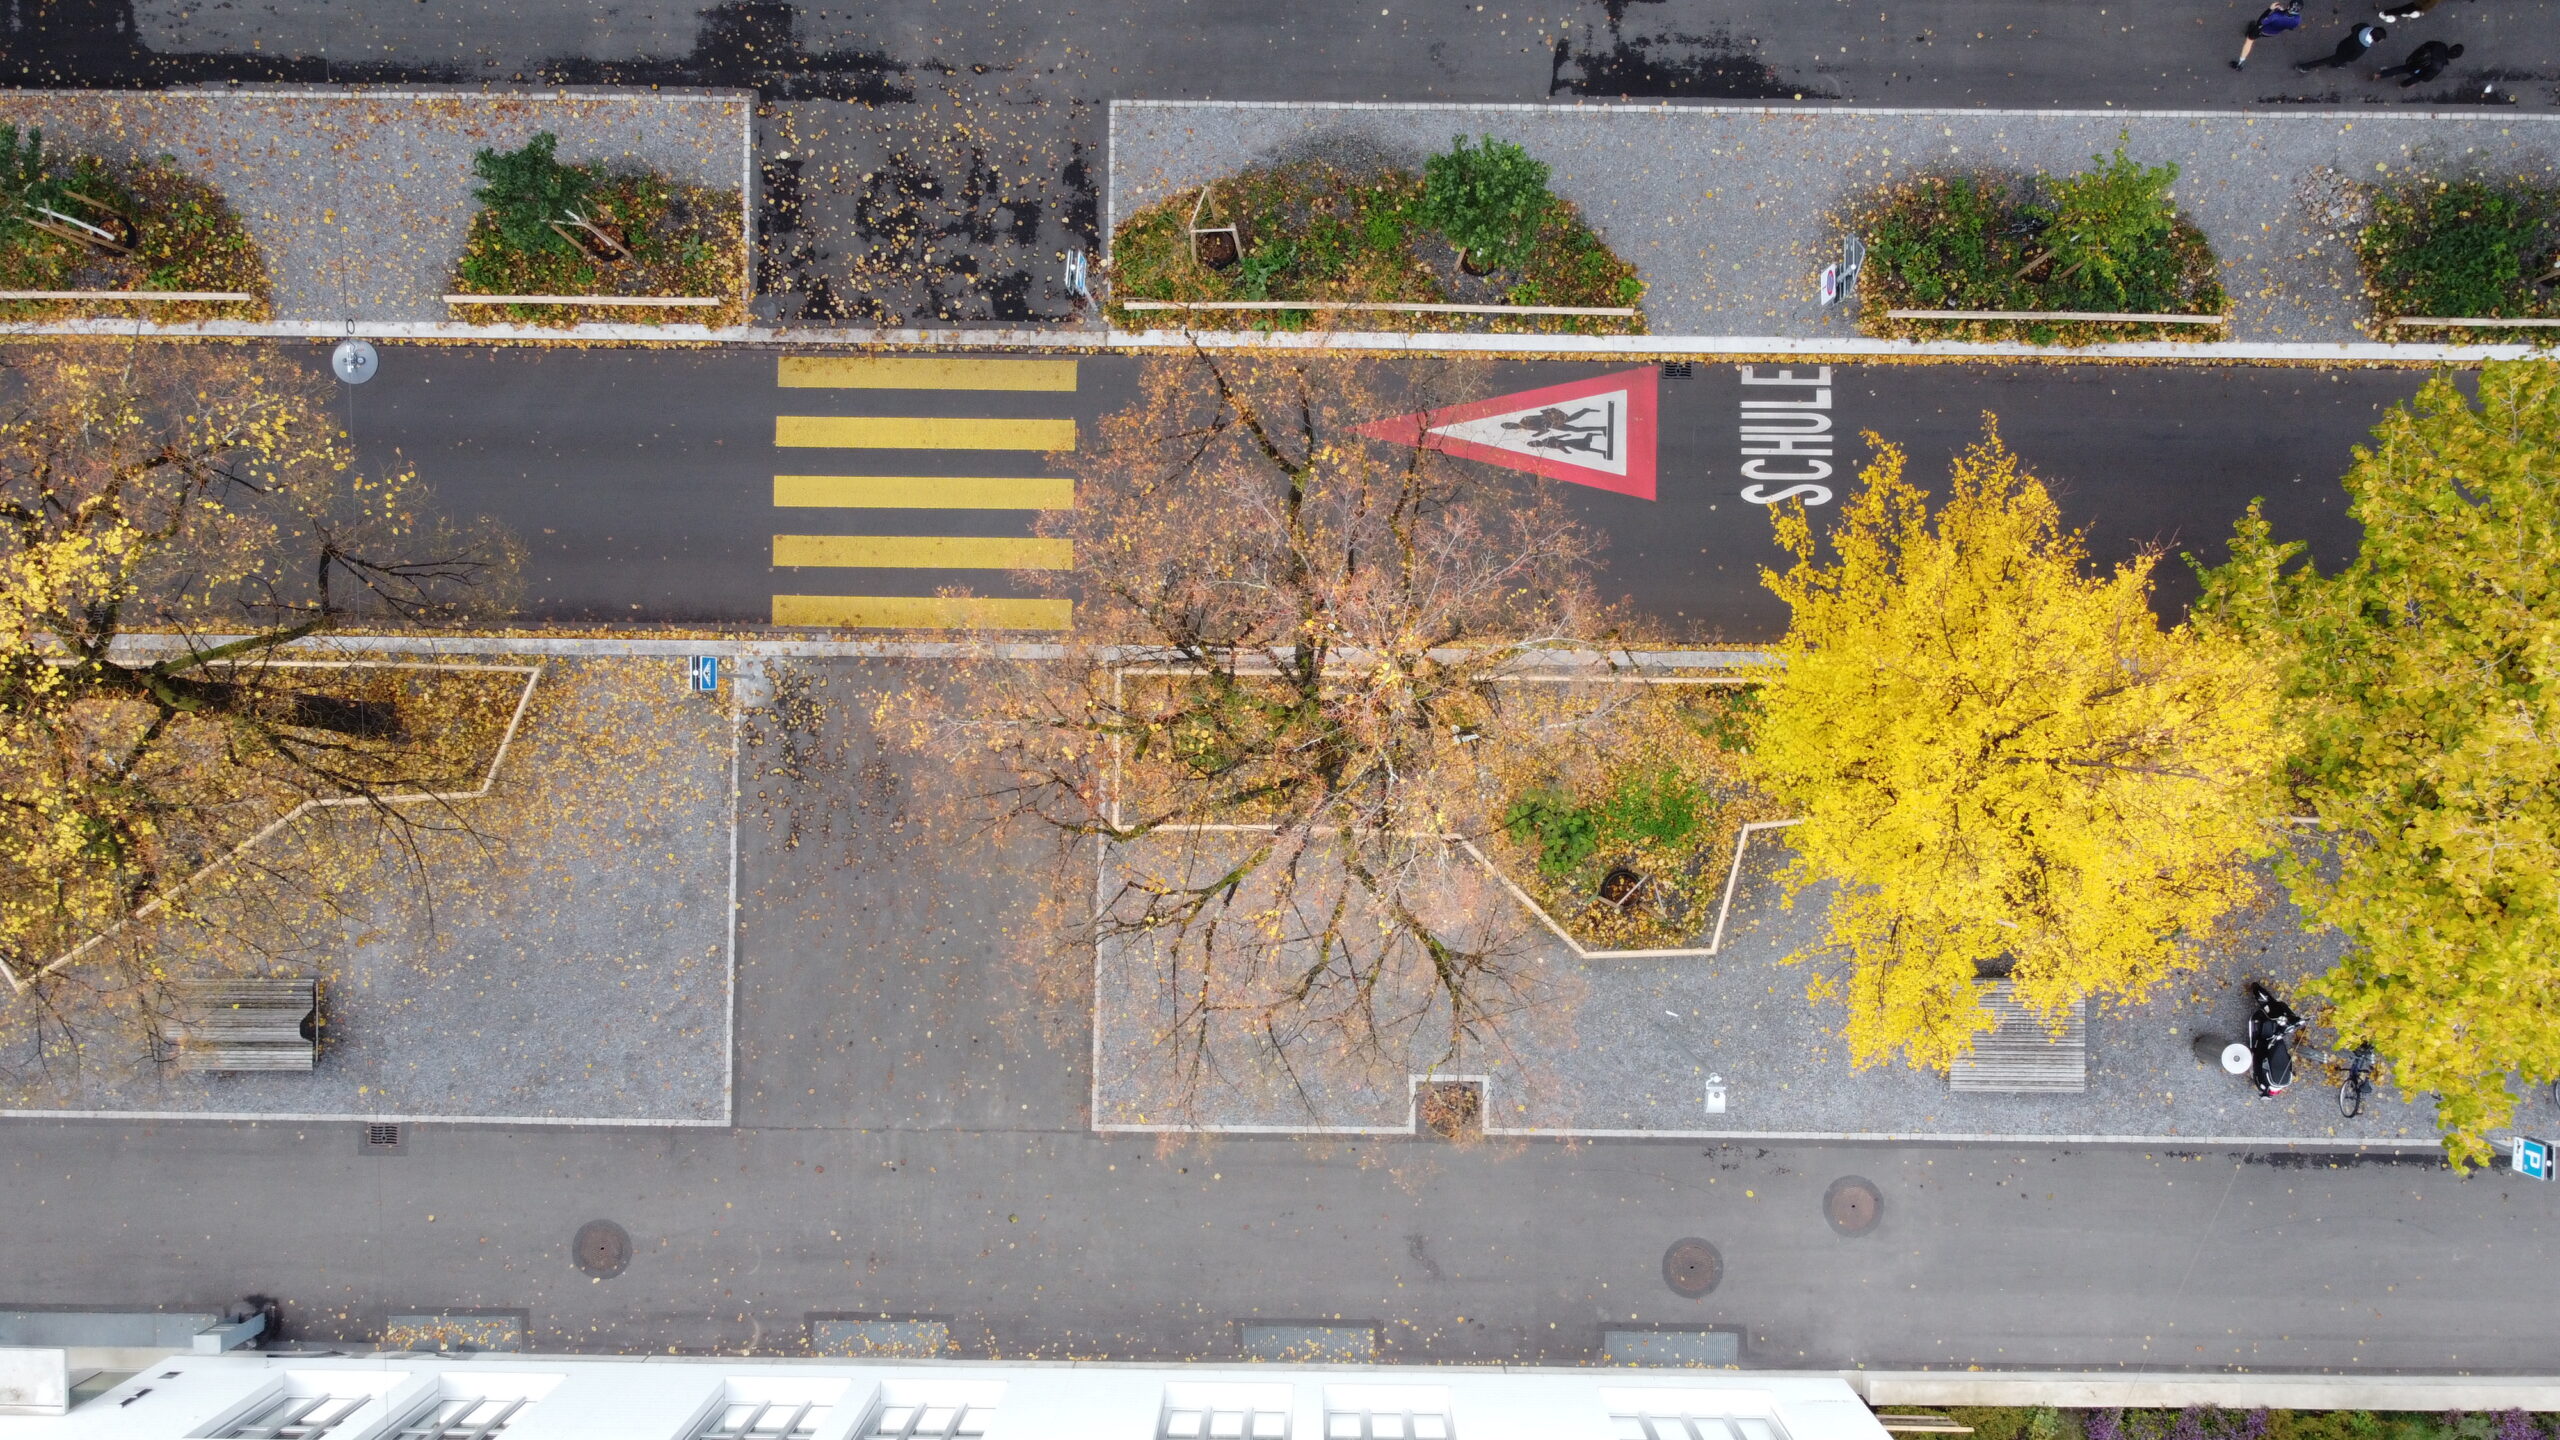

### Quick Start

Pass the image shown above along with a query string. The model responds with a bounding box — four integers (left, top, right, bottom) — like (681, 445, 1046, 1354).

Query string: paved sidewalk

(1110, 101, 2560, 345)
(0, 658, 736, 1125)
(0, 88, 749, 324)
(1094, 834, 2452, 1147)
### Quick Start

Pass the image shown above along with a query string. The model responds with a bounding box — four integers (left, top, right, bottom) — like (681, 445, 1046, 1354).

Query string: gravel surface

(0, 88, 750, 323)
(3, 658, 735, 1124)
(1094, 833, 2444, 1145)
(1111, 101, 2560, 343)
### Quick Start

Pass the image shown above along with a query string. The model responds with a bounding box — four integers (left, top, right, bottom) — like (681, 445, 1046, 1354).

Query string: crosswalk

(769, 355, 1080, 631)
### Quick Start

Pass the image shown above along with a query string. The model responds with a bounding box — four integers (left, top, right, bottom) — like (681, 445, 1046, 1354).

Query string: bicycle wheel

(2339, 1074, 2366, 1119)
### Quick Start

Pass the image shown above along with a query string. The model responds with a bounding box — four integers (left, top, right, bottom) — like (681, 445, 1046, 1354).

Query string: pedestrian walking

(2377, 0, 2440, 21)
(2296, 22, 2387, 70)
(2375, 39, 2463, 84)
(2233, 0, 2304, 68)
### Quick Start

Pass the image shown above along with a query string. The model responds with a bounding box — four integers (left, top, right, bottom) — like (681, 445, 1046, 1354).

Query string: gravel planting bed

(1112, 101, 2560, 343)
(0, 88, 750, 325)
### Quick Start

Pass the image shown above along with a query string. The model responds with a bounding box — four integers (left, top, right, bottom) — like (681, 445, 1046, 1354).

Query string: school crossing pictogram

(1353, 366, 1660, 500)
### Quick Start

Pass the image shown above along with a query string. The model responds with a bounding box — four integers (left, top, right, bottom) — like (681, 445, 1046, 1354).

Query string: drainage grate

(362, 1123, 403, 1154)
(1660, 361, 1696, 378)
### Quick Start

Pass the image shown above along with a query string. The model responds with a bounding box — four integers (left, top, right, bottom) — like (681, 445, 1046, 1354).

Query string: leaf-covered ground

(0, 156, 270, 323)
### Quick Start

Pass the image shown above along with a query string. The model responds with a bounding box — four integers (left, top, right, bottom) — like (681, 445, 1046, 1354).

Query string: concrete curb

(1, 316, 2545, 364)
(97, 632, 1781, 668)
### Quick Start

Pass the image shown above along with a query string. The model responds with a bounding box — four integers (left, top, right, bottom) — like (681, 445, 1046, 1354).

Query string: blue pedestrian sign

(688, 655, 720, 693)
(2515, 1135, 2552, 1181)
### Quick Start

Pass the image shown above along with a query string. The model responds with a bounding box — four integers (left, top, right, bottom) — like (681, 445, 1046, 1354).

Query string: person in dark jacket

(2232, 0, 2304, 68)
(2297, 22, 2386, 70)
(2375, 39, 2463, 85)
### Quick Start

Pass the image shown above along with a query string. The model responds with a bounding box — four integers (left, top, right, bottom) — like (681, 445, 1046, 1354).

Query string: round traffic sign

(331, 338, 379, 385)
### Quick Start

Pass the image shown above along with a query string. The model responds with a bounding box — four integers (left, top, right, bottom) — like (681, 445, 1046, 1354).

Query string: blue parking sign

(688, 655, 720, 693)
(2516, 1136, 2552, 1181)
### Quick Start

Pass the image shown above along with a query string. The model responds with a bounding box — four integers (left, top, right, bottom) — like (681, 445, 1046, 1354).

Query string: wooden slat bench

(1948, 980, 2087, 1093)
(157, 979, 319, 1072)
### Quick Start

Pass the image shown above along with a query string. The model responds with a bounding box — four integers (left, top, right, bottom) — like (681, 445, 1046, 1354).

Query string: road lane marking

(778, 356, 1079, 391)
(773, 475, 1075, 510)
(772, 594, 1074, 630)
(775, 416, 1077, 450)
(773, 535, 1074, 570)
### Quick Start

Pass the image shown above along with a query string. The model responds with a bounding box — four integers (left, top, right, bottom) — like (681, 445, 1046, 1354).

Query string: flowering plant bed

(1892, 1406, 2554, 1440)
(2357, 176, 2560, 333)
(0, 126, 270, 323)
(1107, 157, 1644, 335)
(449, 132, 746, 328)
(1480, 683, 1781, 952)
(1851, 149, 2228, 345)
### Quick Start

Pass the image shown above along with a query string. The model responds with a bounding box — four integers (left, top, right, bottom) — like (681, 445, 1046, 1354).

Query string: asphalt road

(4, 660, 2555, 1368)
(339, 344, 2418, 639)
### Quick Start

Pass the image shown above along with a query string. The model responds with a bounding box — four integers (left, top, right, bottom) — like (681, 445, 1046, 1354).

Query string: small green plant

(0, 125, 66, 239)
(1601, 769, 1705, 848)
(1504, 789, 1600, 879)
(1421, 135, 1554, 273)
(1235, 239, 1297, 300)
(470, 131, 598, 256)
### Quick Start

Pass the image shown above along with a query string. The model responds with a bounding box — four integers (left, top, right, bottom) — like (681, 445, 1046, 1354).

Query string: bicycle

(2338, 1042, 2379, 1119)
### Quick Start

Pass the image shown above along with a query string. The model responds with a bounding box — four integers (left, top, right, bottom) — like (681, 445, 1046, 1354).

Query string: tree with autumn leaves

(1750, 422, 2287, 1071)
(0, 343, 517, 1017)
(908, 349, 1621, 1116)
(1755, 364, 2559, 1166)
(2198, 360, 2560, 1166)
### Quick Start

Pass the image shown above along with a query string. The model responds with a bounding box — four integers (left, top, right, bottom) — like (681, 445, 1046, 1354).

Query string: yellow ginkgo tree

(1752, 424, 2287, 1070)
(2197, 360, 2560, 1167)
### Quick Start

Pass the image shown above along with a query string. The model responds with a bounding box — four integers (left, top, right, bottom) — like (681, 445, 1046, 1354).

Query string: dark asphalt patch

(1824, 1175, 1884, 1235)
(1662, 1237, 1722, 1297)
(574, 1219, 633, 1278)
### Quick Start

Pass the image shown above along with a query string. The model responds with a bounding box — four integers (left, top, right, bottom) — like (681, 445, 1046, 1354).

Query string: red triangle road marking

(1354, 366, 1659, 500)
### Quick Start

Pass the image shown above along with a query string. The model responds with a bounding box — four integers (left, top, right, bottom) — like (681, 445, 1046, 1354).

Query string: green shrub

(1420, 135, 1554, 272)
(1105, 160, 1640, 335)
(0, 125, 68, 243)
(2358, 177, 2559, 324)
(2024, 147, 2182, 303)
(1504, 790, 1601, 879)
(470, 131, 598, 257)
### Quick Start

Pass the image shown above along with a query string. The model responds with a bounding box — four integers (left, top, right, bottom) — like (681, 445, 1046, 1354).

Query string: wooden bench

(1948, 980, 2086, 1093)
(157, 979, 319, 1072)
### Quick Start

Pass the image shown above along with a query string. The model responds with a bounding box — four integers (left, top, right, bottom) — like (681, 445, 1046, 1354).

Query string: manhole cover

(573, 1219, 631, 1278)
(1824, 1176, 1883, 1236)
(1661, 1237, 1721, 1297)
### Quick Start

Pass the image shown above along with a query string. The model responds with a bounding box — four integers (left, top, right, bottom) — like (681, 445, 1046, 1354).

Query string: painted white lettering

(1740, 481, 1836, 505)
(1739, 411, 1832, 435)
(1741, 434, 1834, 457)
(1741, 460, 1835, 482)
(1740, 389, 1832, 410)
(1738, 366, 1833, 386)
